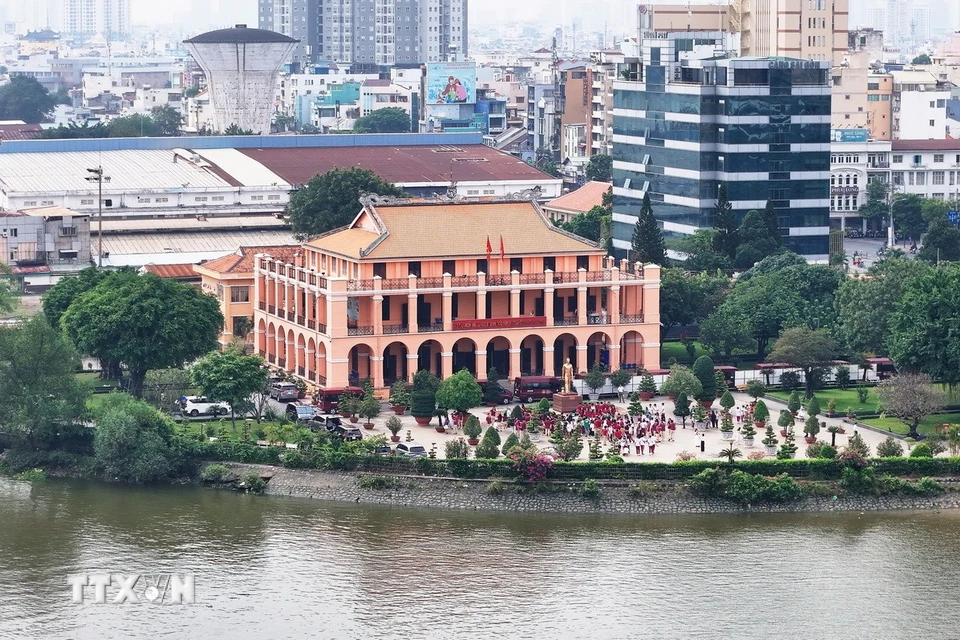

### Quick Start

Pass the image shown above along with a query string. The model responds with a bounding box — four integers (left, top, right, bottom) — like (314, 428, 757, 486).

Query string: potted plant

(826, 398, 837, 418)
(610, 368, 633, 397)
(526, 413, 543, 442)
(719, 390, 735, 413)
(741, 422, 757, 448)
(388, 380, 410, 414)
(482, 367, 504, 406)
(386, 415, 403, 443)
(410, 369, 439, 426)
(627, 392, 644, 416)
(745, 379, 766, 400)
(761, 424, 778, 456)
(691, 402, 708, 429)
(583, 364, 607, 401)
(802, 416, 821, 444)
(463, 414, 483, 446)
(638, 373, 657, 400)
(660, 364, 702, 401)
(337, 391, 355, 418)
(719, 410, 735, 441)
(845, 406, 856, 420)
(777, 410, 794, 438)
(777, 429, 798, 459)
(292, 377, 308, 399)
(358, 394, 381, 429)
(714, 369, 727, 397)
(692, 356, 717, 407)
(787, 391, 802, 416)
(673, 392, 691, 427)
(752, 400, 770, 428)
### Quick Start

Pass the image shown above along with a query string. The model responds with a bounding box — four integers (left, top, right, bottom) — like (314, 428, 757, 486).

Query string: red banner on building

(452, 316, 547, 331)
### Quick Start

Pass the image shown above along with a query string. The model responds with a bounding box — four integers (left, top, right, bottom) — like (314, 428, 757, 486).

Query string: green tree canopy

(767, 327, 838, 398)
(107, 113, 159, 137)
(352, 107, 411, 133)
(692, 355, 717, 401)
(190, 347, 269, 428)
(560, 204, 608, 243)
(0, 316, 90, 449)
(0, 75, 56, 123)
(42, 266, 111, 328)
(39, 121, 110, 139)
(712, 183, 738, 260)
(61, 273, 223, 398)
(912, 54, 932, 65)
(150, 105, 182, 136)
(92, 394, 177, 483)
(891, 193, 926, 240)
(762, 199, 782, 247)
(734, 209, 778, 269)
(676, 229, 732, 271)
(658, 267, 728, 341)
(435, 369, 483, 414)
(584, 154, 612, 182)
(698, 304, 753, 359)
(887, 264, 960, 384)
(630, 192, 666, 264)
(286, 167, 404, 240)
(918, 218, 960, 263)
(858, 179, 890, 222)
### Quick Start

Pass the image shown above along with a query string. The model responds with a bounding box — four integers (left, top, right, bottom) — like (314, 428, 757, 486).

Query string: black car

(331, 425, 363, 442)
(306, 415, 343, 432)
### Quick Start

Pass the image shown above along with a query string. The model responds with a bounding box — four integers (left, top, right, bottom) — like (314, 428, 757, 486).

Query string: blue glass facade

(612, 55, 832, 259)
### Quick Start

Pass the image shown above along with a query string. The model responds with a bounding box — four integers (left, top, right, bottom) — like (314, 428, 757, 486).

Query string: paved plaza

(358, 390, 897, 462)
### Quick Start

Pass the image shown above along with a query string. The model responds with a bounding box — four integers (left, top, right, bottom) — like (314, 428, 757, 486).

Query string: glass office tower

(611, 31, 832, 260)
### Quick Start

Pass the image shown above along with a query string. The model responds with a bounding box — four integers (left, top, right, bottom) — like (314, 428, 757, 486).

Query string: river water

(0, 476, 955, 639)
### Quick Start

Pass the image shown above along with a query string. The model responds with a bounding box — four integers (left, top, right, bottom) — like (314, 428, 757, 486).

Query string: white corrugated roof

(101, 215, 288, 232)
(101, 230, 298, 259)
(0, 149, 231, 194)
(196, 148, 290, 187)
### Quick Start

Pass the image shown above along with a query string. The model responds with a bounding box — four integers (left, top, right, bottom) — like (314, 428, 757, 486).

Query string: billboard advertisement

(426, 62, 477, 105)
(831, 129, 869, 143)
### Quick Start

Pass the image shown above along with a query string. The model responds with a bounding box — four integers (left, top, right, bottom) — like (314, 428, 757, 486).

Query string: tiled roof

(0, 123, 42, 141)
(362, 78, 392, 87)
(143, 263, 201, 279)
(543, 181, 610, 215)
(892, 139, 960, 150)
(238, 144, 554, 186)
(200, 245, 301, 274)
(306, 200, 601, 260)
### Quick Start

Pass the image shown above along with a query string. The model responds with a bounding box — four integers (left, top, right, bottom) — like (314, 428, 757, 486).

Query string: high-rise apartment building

(258, 0, 467, 66)
(611, 30, 832, 260)
(60, 0, 131, 39)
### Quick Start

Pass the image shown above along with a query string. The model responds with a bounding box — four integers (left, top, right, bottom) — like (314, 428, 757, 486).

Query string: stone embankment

(223, 463, 960, 515)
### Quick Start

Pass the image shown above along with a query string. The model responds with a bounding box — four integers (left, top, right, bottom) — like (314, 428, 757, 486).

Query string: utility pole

(85, 166, 110, 268)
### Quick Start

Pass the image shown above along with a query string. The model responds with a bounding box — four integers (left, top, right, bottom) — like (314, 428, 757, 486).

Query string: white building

(359, 79, 414, 118)
(890, 140, 960, 202)
(61, 0, 131, 39)
(891, 70, 951, 140)
(829, 131, 891, 231)
(184, 25, 298, 135)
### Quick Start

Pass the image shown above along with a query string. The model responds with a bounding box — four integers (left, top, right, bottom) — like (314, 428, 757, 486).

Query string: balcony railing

(621, 313, 644, 323)
(278, 358, 286, 367)
(452, 316, 546, 331)
(258, 301, 266, 311)
(297, 366, 305, 377)
(348, 279, 374, 291)
(268, 305, 276, 315)
(383, 324, 408, 335)
(553, 272, 579, 284)
(348, 326, 374, 336)
(268, 354, 276, 364)
(586, 270, 609, 282)
(258, 349, 266, 357)
(486, 274, 510, 286)
(297, 315, 306, 326)
(317, 323, 327, 334)
(382, 278, 409, 290)
(317, 374, 327, 385)
(417, 277, 444, 289)
(418, 323, 444, 333)
(554, 316, 580, 326)
(519, 273, 545, 285)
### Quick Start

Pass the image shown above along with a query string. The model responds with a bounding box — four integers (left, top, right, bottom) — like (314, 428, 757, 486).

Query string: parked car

(269, 382, 299, 401)
(373, 443, 393, 456)
(180, 396, 229, 417)
(306, 415, 343, 432)
(331, 425, 363, 442)
(286, 403, 317, 422)
(393, 442, 427, 458)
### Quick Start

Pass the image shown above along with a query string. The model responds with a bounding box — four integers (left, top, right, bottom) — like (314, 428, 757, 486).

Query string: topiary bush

(501, 432, 520, 456)
(876, 437, 905, 458)
(474, 427, 501, 459)
(445, 438, 470, 459)
(200, 463, 229, 483)
(909, 443, 933, 458)
(692, 355, 717, 401)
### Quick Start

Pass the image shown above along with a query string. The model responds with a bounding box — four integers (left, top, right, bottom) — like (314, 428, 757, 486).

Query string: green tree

(0, 75, 56, 123)
(584, 154, 612, 182)
(734, 209, 778, 269)
(352, 107, 411, 133)
(891, 193, 927, 240)
(222, 124, 256, 135)
(286, 167, 404, 240)
(674, 229, 731, 271)
(698, 305, 753, 359)
(150, 105, 182, 136)
(560, 204, 608, 242)
(658, 267, 728, 342)
(630, 193, 666, 264)
(61, 273, 223, 398)
(435, 369, 483, 415)
(190, 347, 269, 428)
(858, 180, 890, 223)
(712, 183, 738, 260)
(474, 426, 501, 459)
(887, 264, 960, 384)
(766, 327, 838, 399)
(912, 53, 932, 65)
(39, 121, 110, 139)
(673, 392, 691, 426)
(762, 199, 782, 247)
(692, 355, 717, 402)
(107, 113, 159, 137)
(184, 87, 200, 98)
(92, 394, 177, 483)
(42, 267, 110, 328)
(876, 373, 944, 440)
(918, 219, 960, 263)
(0, 317, 90, 450)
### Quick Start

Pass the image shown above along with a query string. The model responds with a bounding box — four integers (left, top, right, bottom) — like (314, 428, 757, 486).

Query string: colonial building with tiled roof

(541, 181, 612, 224)
(253, 193, 661, 391)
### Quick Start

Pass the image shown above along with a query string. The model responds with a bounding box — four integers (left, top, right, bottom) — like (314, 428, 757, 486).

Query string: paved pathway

(359, 391, 896, 461)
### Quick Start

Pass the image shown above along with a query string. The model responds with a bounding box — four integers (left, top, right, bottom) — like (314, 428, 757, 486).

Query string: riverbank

(224, 463, 960, 516)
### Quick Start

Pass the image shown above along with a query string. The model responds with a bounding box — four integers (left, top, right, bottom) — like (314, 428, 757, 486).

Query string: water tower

(184, 24, 297, 135)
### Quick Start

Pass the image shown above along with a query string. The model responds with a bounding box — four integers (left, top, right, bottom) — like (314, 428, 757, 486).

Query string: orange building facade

(252, 194, 661, 390)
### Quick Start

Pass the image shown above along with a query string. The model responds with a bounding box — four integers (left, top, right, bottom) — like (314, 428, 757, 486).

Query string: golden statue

(561, 358, 574, 394)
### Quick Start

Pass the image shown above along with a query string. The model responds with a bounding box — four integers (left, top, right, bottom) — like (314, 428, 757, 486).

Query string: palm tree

(718, 446, 743, 464)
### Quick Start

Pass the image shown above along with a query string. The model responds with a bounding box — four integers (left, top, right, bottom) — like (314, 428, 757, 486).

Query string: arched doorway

(257, 319, 267, 355)
(316, 342, 327, 385)
(553, 333, 577, 375)
(417, 339, 443, 378)
(286, 330, 296, 373)
(266, 322, 276, 363)
(306, 337, 317, 381)
(383, 342, 409, 386)
(587, 331, 612, 371)
(296, 333, 306, 377)
(485, 336, 511, 379)
(348, 343, 374, 386)
(452, 337, 477, 377)
(520, 335, 545, 376)
(276, 327, 287, 368)
(620, 331, 642, 371)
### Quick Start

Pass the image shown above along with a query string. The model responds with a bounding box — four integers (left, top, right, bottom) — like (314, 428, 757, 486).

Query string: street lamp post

(85, 167, 110, 268)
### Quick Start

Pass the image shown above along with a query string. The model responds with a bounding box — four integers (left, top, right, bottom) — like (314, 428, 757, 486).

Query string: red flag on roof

(499, 235, 505, 259)
(486, 236, 492, 261)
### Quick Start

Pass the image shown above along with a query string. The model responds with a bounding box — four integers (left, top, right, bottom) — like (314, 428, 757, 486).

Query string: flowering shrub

(746, 450, 767, 461)
(836, 449, 868, 469)
(508, 447, 553, 482)
(675, 451, 697, 462)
